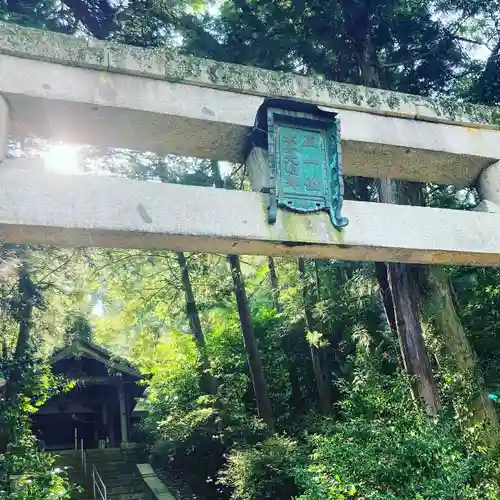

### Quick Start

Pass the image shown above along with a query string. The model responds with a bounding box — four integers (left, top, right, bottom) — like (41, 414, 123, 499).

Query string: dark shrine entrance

(33, 339, 143, 450)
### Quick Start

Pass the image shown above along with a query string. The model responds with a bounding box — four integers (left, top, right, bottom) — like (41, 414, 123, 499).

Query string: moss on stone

(366, 89, 382, 109)
(386, 92, 401, 110)
(0, 21, 499, 129)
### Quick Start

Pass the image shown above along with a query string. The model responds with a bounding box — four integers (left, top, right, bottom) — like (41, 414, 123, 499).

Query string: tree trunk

(2, 264, 36, 452)
(267, 256, 302, 409)
(387, 260, 441, 414)
(210, 160, 274, 429)
(377, 175, 493, 424)
(375, 262, 397, 333)
(313, 261, 322, 299)
(378, 179, 441, 415)
(339, 0, 493, 423)
(314, 260, 337, 401)
(267, 256, 281, 314)
(13, 265, 34, 362)
(229, 254, 274, 430)
(298, 258, 331, 413)
(177, 251, 216, 395)
(346, 0, 441, 412)
(425, 266, 499, 443)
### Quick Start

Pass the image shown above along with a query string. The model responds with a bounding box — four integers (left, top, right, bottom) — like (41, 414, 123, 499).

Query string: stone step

(74, 486, 148, 498)
(96, 476, 142, 485)
(72, 490, 93, 499)
(89, 460, 145, 468)
(92, 468, 138, 475)
(54, 449, 152, 500)
(89, 460, 135, 466)
(91, 467, 134, 475)
(100, 474, 142, 482)
(90, 463, 133, 469)
(106, 482, 144, 488)
(88, 454, 132, 460)
(90, 459, 145, 468)
(91, 456, 136, 461)
(91, 467, 138, 474)
(89, 464, 135, 471)
(108, 488, 147, 495)
(110, 494, 149, 500)
(72, 483, 148, 500)
(87, 448, 142, 456)
(56, 457, 83, 465)
(67, 474, 89, 483)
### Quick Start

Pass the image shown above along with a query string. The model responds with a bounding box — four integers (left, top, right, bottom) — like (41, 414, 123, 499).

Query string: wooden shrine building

(32, 339, 144, 450)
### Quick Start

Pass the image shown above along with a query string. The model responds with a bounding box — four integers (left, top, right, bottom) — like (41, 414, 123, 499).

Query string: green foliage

(0, 424, 72, 499)
(140, 320, 267, 497)
(63, 313, 93, 344)
(0, 347, 74, 499)
(0, 0, 74, 31)
(141, 326, 224, 486)
(452, 266, 500, 391)
(144, 330, 202, 426)
(294, 354, 500, 500)
(215, 352, 500, 500)
(218, 436, 304, 500)
(0, 247, 79, 500)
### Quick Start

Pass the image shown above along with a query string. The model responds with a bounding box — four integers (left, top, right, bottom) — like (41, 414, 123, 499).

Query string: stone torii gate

(1, 22, 500, 265)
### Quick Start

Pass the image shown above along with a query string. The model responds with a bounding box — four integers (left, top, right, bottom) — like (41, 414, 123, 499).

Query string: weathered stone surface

(1, 54, 498, 185)
(0, 21, 499, 128)
(2, 159, 500, 266)
(478, 161, 500, 205)
(1, 21, 499, 185)
(107, 41, 170, 80)
(246, 147, 270, 192)
(136, 464, 176, 500)
(0, 22, 107, 69)
(0, 95, 8, 161)
(474, 200, 500, 213)
(136, 464, 156, 477)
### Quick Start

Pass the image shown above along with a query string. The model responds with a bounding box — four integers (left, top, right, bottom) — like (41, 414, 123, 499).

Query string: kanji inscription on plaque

(277, 125, 328, 213)
(268, 105, 348, 229)
(247, 99, 348, 229)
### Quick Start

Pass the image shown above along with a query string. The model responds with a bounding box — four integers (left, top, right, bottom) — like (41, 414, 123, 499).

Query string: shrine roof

(52, 338, 141, 379)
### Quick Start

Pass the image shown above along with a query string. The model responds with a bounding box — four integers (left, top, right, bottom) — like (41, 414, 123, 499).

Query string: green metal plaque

(267, 106, 348, 229)
(277, 125, 328, 211)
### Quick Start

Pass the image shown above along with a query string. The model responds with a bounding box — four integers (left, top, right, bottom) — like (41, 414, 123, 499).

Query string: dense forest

(1, 0, 500, 498)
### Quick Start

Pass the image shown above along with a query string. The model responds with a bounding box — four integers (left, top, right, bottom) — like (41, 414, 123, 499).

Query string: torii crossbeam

(1, 22, 500, 265)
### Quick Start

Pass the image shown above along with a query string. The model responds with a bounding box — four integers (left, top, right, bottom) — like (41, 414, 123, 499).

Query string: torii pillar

(0, 96, 8, 162)
(478, 161, 500, 209)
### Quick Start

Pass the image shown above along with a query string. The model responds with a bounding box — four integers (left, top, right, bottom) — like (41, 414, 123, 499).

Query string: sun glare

(43, 144, 81, 174)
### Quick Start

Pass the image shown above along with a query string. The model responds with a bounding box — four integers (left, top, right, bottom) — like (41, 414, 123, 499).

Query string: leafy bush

(0, 345, 74, 499)
(218, 436, 304, 500)
(0, 430, 73, 500)
(144, 327, 267, 497)
(293, 354, 500, 500)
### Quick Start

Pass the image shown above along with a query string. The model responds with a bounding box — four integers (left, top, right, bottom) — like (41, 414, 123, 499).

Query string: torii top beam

(0, 22, 499, 186)
(1, 24, 500, 266)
